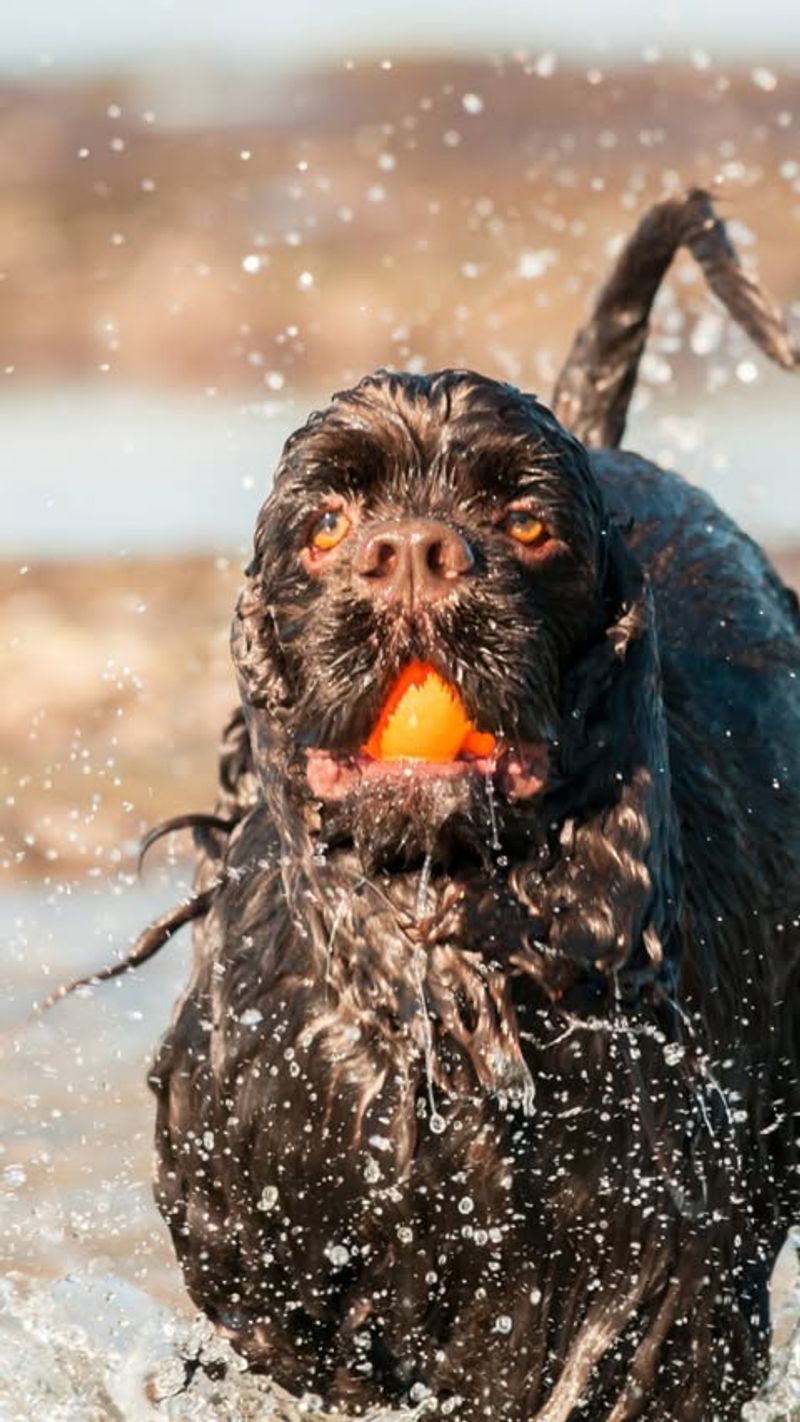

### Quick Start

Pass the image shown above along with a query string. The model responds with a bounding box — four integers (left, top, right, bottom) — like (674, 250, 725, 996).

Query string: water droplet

(416, 853, 434, 920)
(327, 1243, 350, 1268)
(239, 1007, 263, 1027)
(368, 1133, 392, 1153)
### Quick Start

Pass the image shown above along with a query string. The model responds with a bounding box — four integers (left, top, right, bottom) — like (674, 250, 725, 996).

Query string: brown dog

(63, 191, 800, 1420)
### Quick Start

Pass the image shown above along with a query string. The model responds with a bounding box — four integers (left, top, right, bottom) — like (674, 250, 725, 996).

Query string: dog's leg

(552, 187, 797, 450)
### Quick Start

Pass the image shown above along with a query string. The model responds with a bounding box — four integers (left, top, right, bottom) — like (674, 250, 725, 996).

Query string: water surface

(2, 373, 799, 559)
(1, 877, 798, 1418)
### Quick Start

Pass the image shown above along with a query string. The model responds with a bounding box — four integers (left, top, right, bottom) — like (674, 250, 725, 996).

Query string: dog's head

(233, 370, 679, 993)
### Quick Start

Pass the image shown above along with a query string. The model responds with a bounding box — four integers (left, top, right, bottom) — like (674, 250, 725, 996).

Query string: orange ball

(364, 662, 496, 763)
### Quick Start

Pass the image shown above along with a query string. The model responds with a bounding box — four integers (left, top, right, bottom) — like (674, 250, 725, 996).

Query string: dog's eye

(503, 511, 550, 547)
(309, 509, 351, 552)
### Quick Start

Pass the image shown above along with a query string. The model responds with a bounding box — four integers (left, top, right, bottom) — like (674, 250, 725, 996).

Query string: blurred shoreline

(2, 543, 798, 886)
(2, 57, 799, 394)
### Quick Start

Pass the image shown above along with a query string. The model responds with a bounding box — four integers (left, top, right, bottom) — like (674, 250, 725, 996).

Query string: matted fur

(142, 194, 800, 1419)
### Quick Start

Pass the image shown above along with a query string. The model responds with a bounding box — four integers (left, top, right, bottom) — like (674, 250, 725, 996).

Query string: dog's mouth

(306, 661, 549, 803)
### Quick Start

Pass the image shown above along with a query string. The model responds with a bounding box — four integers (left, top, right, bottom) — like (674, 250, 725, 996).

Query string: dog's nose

(354, 518, 475, 606)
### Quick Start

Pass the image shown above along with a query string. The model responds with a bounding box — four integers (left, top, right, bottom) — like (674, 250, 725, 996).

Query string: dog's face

(235, 370, 612, 868)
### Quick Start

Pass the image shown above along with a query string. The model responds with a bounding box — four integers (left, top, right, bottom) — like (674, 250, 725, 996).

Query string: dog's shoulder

(589, 445, 799, 645)
(590, 446, 800, 854)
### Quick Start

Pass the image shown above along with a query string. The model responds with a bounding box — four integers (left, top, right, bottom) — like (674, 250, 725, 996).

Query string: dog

(57, 191, 800, 1419)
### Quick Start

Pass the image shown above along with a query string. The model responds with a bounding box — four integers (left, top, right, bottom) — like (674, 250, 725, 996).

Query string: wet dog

(66, 192, 800, 1419)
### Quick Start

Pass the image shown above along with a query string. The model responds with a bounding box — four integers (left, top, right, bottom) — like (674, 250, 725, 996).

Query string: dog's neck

(286, 830, 672, 1016)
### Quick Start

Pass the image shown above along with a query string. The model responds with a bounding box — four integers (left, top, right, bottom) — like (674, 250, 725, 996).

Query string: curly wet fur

(147, 197, 800, 1421)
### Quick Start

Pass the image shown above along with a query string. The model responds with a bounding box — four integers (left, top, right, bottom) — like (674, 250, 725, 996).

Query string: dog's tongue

(363, 661, 496, 762)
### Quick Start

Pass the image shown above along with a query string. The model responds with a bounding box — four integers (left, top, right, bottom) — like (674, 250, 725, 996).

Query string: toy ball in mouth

(363, 661, 496, 763)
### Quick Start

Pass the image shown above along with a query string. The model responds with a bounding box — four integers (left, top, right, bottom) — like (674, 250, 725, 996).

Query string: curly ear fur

(231, 576, 287, 724)
(512, 524, 682, 1002)
(230, 573, 302, 815)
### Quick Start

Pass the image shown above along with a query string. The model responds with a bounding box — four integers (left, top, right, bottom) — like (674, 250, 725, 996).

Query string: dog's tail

(552, 187, 797, 450)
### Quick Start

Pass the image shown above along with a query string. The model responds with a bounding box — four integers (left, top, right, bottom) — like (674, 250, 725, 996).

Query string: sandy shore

(1, 555, 240, 884)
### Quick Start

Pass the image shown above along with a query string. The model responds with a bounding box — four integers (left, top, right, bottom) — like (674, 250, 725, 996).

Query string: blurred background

(1, 0, 799, 1401)
(3, 1, 800, 882)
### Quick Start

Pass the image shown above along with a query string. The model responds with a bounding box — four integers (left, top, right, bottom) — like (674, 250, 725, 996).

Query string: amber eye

(309, 509, 351, 552)
(504, 510, 550, 547)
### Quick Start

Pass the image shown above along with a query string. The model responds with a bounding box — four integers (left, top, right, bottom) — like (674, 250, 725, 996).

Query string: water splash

(1, 1263, 797, 1420)
(325, 889, 349, 987)
(4, 876, 798, 1419)
(415, 851, 434, 921)
(484, 774, 501, 852)
(744, 1235, 800, 1419)
(413, 853, 445, 1134)
(0, 1273, 422, 1420)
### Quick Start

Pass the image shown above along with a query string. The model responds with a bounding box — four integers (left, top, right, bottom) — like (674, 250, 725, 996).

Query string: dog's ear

(230, 563, 294, 800)
(231, 571, 283, 712)
(515, 523, 682, 1000)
